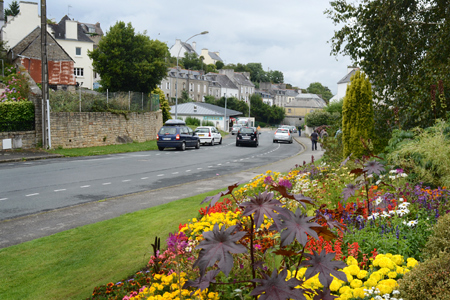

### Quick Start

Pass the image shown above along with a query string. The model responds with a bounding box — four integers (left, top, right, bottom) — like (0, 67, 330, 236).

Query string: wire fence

(0, 120, 35, 132)
(49, 89, 160, 113)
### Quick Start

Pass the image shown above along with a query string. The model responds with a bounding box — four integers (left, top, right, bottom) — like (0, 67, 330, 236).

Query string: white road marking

(217, 164, 222, 166)
(80, 185, 90, 188)
(157, 174, 164, 177)
(141, 177, 149, 180)
(172, 172, 179, 174)
(186, 170, 191, 172)
(54, 189, 66, 192)
(208, 166, 213, 168)
(122, 180, 131, 182)
(26, 193, 39, 197)
(0, 198, 8, 201)
(102, 182, 112, 185)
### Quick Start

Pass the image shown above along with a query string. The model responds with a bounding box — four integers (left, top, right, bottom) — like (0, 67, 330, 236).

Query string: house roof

(170, 102, 243, 117)
(181, 41, 197, 55)
(233, 73, 255, 87)
(205, 73, 238, 89)
(49, 15, 94, 43)
(9, 26, 73, 61)
(286, 93, 327, 108)
(168, 68, 208, 81)
(337, 69, 358, 84)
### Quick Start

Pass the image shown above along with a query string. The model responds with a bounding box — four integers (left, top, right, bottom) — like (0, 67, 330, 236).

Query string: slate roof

(205, 73, 238, 89)
(49, 15, 94, 43)
(170, 102, 242, 117)
(181, 41, 197, 55)
(10, 27, 73, 61)
(337, 68, 358, 84)
(168, 68, 207, 81)
(233, 73, 255, 87)
(286, 93, 327, 108)
(208, 51, 223, 62)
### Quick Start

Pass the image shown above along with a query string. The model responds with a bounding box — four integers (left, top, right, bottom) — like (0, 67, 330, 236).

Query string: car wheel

(219, 138, 222, 145)
(195, 140, 200, 149)
(290, 140, 293, 144)
(178, 142, 186, 151)
(273, 140, 276, 143)
(158, 146, 164, 151)
(236, 143, 239, 147)
(210, 138, 214, 146)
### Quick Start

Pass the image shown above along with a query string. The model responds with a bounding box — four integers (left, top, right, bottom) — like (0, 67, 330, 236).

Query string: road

(0, 130, 302, 221)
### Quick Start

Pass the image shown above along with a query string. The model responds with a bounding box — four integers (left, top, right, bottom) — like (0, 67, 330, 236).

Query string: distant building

(160, 68, 210, 103)
(329, 66, 359, 103)
(283, 93, 327, 126)
(200, 48, 223, 65)
(170, 39, 199, 59)
(218, 69, 254, 103)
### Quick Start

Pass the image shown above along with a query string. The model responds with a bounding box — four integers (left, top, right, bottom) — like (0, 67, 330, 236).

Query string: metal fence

(49, 89, 160, 113)
(0, 120, 35, 132)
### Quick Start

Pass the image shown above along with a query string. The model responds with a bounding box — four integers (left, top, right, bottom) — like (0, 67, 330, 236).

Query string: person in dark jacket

(310, 130, 319, 151)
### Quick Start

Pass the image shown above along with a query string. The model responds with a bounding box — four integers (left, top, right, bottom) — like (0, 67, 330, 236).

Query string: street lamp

(175, 31, 209, 119)
(224, 93, 227, 132)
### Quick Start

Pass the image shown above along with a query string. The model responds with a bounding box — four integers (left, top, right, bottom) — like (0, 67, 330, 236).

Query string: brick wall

(50, 111, 163, 148)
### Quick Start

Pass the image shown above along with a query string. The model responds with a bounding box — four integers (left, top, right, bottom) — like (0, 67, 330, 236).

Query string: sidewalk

(0, 134, 324, 248)
(0, 149, 63, 163)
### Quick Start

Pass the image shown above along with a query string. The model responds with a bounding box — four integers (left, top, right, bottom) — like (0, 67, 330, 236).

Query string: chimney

(192, 41, 196, 51)
(65, 19, 78, 40)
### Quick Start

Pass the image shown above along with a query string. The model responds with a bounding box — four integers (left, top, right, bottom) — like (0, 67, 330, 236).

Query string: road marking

(0, 198, 7, 201)
(157, 174, 164, 177)
(208, 166, 213, 168)
(186, 170, 191, 172)
(141, 177, 149, 180)
(80, 185, 90, 188)
(102, 182, 111, 185)
(26, 193, 39, 197)
(172, 172, 179, 174)
(217, 164, 222, 166)
(122, 180, 131, 182)
(197, 168, 202, 170)
(54, 189, 66, 192)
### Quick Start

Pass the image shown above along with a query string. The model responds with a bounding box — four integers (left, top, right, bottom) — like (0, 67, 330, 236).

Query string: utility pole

(40, 0, 49, 148)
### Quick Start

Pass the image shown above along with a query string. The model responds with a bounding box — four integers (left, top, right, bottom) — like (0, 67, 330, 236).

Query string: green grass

(0, 189, 224, 300)
(47, 140, 158, 157)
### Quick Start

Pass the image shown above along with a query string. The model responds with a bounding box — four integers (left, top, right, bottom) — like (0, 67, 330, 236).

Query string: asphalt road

(0, 131, 322, 248)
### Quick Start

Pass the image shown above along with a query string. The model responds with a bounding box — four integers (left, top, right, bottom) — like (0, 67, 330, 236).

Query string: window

(166, 82, 170, 89)
(74, 68, 84, 77)
(75, 47, 82, 56)
(288, 109, 292, 113)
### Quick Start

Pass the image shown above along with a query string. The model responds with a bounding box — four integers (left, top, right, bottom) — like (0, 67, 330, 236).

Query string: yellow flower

(346, 256, 358, 266)
(357, 270, 368, 279)
(330, 279, 343, 292)
(407, 257, 418, 268)
(347, 264, 360, 276)
(350, 279, 363, 288)
(388, 271, 398, 279)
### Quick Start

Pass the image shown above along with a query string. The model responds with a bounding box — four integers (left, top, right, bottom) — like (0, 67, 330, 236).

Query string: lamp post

(175, 31, 209, 119)
(224, 93, 227, 132)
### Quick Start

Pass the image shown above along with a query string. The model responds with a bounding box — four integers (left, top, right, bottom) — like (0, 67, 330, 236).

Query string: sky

(5, 0, 353, 95)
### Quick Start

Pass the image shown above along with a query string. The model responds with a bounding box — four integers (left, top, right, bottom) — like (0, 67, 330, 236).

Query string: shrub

(201, 120, 214, 126)
(397, 252, 450, 300)
(387, 119, 450, 188)
(0, 101, 35, 131)
(184, 116, 200, 126)
(423, 212, 450, 259)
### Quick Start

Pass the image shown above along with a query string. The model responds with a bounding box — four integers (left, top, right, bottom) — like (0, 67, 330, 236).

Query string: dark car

(156, 119, 200, 151)
(236, 126, 259, 147)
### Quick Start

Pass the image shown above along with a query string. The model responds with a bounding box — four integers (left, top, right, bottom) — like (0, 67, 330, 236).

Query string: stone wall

(0, 130, 38, 150)
(50, 111, 162, 148)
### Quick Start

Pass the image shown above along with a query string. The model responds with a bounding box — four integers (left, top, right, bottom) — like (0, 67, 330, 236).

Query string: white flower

(375, 197, 383, 205)
(379, 175, 385, 179)
(397, 208, 410, 217)
(367, 174, 373, 178)
(389, 175, 396, 180)
(398, 197, 404, 202)
(398, 202, 410, 209)
(389, 210, 396, 215)
(400, 173, 408, 177)
(376, 180, 382, 185)
(406, 220, 418, 227)
(368, 212, 380, 220)
(390, 170, 397, 174)
(392, 290, 400, 295)
(381, 211, 391, 218)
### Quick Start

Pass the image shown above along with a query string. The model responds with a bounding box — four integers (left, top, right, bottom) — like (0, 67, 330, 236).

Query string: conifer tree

(342, 70, 374, 158)
(152, 88, 171, 123)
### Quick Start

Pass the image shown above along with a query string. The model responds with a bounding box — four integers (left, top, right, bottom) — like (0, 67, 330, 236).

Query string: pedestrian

(298, 125, 302, 136)
(310, 130, 319, 151)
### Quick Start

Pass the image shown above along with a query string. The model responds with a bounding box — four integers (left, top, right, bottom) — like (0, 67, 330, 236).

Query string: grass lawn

(0, 189, 225, 300)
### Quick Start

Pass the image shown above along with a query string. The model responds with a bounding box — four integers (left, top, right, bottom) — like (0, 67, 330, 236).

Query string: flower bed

(88, 156, 450, 300)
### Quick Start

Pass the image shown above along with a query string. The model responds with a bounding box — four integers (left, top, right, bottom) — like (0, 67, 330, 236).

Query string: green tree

(326, 0, 450, 132)
(88, 21, 168, 93)
(268, 70, 284, 84)
(5, 1, 19, 21)
(152, 88, 171, 123)
(180, 52, 203, 71)
(305, 110, 331, 128)
(247, 63, 268, 83)
(306, 82, 333, 103)
(342, 70, 374, 158)
(215, 61, 224, 70)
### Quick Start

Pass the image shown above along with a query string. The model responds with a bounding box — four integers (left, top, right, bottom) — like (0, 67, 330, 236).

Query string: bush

(397, 252, 450, 300)
(184, 116, 200, 126)
(423, 212, 450, 259)
(201, 120, 214, 126)
(0, 101, 35, 131)
(387, 119, 450, 188)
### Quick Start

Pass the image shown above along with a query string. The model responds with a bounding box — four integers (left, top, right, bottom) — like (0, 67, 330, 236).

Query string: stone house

(200, 48, 223, 65)
(160, 68, 210, 103)
(204, 73, 239, 99)
(9, 27, 76, 90)
(284, 93, 327, 126)
(218, 69, 255, 103)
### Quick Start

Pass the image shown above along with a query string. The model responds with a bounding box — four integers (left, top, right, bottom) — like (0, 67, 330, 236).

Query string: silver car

(231, 124, 243, 135)
(273, 128, 293, 143)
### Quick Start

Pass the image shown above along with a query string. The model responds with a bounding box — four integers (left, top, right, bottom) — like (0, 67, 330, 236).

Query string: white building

(329, 66, 359, 103)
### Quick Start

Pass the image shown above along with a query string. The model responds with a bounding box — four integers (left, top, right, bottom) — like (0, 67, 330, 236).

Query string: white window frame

(74, 67, 84, 77)
(75, 47, 82, 56)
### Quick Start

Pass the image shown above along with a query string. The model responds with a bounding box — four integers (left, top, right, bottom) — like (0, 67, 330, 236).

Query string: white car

(194, 126, 222, 145)
(231, 124, 243, 135)
(273, 128, 293, 143)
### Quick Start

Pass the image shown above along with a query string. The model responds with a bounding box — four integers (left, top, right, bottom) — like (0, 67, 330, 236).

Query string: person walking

(298, 125, 302, 136)
(310, 130, 319, 151)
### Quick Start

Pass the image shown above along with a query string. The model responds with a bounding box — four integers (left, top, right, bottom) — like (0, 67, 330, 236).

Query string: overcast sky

(6, 0, 353, 95)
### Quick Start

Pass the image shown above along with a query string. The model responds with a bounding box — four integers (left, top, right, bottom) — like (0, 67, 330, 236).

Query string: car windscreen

(240, 128, 254, 134)
(195, 128, 209, 133)
(277, 129, 289, 133)
(159, 127, 177, 135)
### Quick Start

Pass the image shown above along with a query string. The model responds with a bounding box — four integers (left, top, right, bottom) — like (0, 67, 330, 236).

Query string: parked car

(273, 128, 293, 143)
(194, 126, 222, 145)
(281, 125, 297, 133)
(156, 119, 200, 151)
(236, 126, 259, 147)
(231, 124, 243, 135)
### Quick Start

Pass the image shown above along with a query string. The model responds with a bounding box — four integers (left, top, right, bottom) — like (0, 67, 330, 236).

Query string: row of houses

(0, 1, 358, 127)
